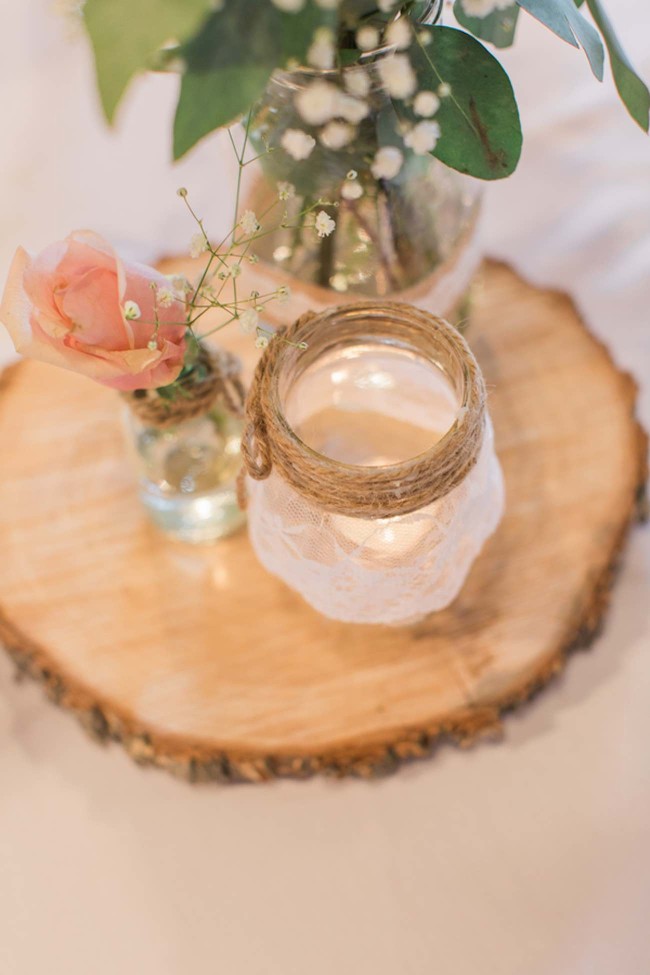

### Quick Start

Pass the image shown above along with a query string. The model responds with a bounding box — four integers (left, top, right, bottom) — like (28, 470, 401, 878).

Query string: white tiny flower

(378, 53, 417, 99)
(239, 308, 259, 334)
(344, 68, 371, 99)
(315, 210, 336, 237)
(356, 25, 379, 51)
(295, 80, 339, 125)
(347, 169, 358, 179)
(270, 0, 305, 11)
(147, 339, 158, 351)
(385, 17, 411, 50)
(404, 119, 441, 154)
(123, 300, 141, 320)
(307, 28, 336, 70)
(320, 121, 355, 149)
(414, 90, 440, 118)
(239, 209, 260, 236)
(335, 91, 369, 124)
(281, 128, 316, 160)
(276, 285, 291, 305)
(459, 0, 512, 17)
(255, 334, 270, 349)
(189, 232, 208, 259)
(169, 274, 191, 294)
(378, 0, 395, 10)
(341, 179, 363, 201)
(371, 146, 404, 180)
(277, 181, 296, 201)
(438, 82, 452, 98)
(156, 287, 176, 308)
(418, 29, 432, 46)
(230, 263, 242, 279)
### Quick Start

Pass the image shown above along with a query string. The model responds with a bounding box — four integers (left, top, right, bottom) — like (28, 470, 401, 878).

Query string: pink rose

(0, 230, 187, 391)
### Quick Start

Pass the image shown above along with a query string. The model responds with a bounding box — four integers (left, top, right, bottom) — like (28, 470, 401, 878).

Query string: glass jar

(240, 302, 504, 625)
(123, 345, 246, 543)
(245, 4, 481, 329)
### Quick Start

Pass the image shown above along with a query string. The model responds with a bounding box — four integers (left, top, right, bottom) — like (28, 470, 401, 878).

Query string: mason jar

(239, 302, 504, 624)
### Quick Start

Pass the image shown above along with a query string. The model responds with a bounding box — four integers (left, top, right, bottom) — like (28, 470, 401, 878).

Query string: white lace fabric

(246, 418, 504, 626)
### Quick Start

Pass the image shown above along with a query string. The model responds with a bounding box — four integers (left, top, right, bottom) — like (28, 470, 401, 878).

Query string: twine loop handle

(240, 303, 487, 519)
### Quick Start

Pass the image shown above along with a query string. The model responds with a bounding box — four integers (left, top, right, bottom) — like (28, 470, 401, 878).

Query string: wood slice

(0, 262, 646, 782)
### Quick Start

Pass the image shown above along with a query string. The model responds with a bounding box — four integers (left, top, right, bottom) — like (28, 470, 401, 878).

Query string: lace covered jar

(239, 302, 504, 625)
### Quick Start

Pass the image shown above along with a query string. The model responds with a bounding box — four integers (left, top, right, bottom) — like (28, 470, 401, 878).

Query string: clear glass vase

(245, 12, 481, 328)
(124, 347, 246, 543)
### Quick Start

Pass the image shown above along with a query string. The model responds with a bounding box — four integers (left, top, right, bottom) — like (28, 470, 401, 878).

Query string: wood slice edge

(0, 274, 647, 784)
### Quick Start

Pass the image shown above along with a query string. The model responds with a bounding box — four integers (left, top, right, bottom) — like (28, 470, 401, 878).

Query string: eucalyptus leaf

(173, 0, 336, 159)
(585, 0, 650, 130)
(83, 0, 211, 121)
(453, 2, 520, 49)
(515, 0, 604, 79)
(408, 27, 522, 179)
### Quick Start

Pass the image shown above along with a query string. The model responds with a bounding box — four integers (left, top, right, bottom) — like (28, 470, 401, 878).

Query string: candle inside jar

(282, 339, 460, 557)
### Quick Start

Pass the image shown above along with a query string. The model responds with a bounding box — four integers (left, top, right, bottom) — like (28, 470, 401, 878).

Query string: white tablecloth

(0, 4, 648, 973)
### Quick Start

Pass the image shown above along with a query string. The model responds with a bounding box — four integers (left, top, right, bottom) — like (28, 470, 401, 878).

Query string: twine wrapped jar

(123, 343, 246, 543)
(240, 303, 504, 625)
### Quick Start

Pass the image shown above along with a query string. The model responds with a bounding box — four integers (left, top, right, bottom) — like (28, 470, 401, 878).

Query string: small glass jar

(124, 345, 246, 543)
(240, 302, 504, 625)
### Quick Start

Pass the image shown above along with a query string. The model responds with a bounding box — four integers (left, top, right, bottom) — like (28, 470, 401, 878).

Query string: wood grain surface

(0, 262, 646, 782)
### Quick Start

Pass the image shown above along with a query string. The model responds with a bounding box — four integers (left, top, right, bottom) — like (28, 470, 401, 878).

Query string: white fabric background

(0, 3, 648, 973)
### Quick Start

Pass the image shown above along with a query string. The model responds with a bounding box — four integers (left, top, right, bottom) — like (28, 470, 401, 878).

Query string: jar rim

(241, 301, 486, 518)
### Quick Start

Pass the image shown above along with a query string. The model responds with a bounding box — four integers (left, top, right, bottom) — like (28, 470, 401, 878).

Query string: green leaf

(173, 0, 336, 159)
(515, 0, 604, 79)
(409, 27, 522, 180)
(453, 2, 520, 49)
(585, 0, 650, 131)
(83, 0, 211, 121)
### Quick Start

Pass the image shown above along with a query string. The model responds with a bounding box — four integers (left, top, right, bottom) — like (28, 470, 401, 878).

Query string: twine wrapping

(239, 302, 486, 519)
(124, 344, 246, 430)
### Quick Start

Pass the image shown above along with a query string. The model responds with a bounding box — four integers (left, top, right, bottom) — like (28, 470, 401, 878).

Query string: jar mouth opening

(271, 303, 472, 477)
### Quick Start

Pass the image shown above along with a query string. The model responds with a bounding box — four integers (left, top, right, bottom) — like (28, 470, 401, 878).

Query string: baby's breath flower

(147, 339, 158, 351)
(169, 274, 191, 293)
(156, 286, 176, 308)
(239, 308, 259, 333)
(315, 211, 336, 238)
(347, 169, 358, 180)
(438, 81, 452, 98)
(277, 181, 295, 201)
(341, 179, 363, 201)
(189, 232, 208, 259)
(404, 119, 441, 154)
(280, 128, 316, 160)
(270, 0, 305, 10)
(335, 92, 369, 124)
(255, 334, 270, 349)
(386, 17, 411, 50)
(414, 90, 440, 118)
(230, 263, 242, 279)
(176, 187, 188, 197)
(418, 30, 432, 46)
(239, 209, 260, 236)
(320, 121, 355, 149)
(276, 285, 291, 304)
(344, 68, 371, 99)
(371, 146, 404, 180)
(295, 80, 339, 125)
(248, 254, 260, 264)
(356, 25, 379, 51)
(378, 53, 417, 99)
(123, 300, 141, 320)
(307, 27, 336, 70)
